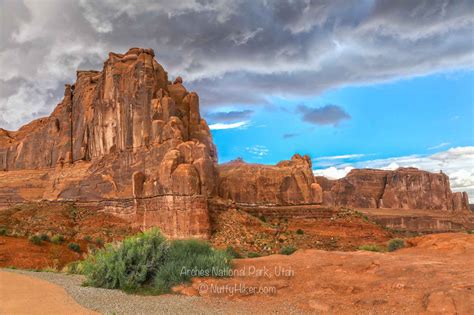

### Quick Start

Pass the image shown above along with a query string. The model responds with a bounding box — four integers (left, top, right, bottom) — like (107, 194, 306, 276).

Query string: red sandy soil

(0, 235, 89, 270)
(180, 233, 474, 314)
(0, 201, 139, 241)
(210, 208, 395, 255)
(0, 271, 97, 314)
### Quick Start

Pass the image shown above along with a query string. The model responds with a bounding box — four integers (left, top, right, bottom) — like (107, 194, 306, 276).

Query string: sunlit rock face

(217, 154, 323, 206)
(315, 168, 470, 212)
(0, 48, 217, 239)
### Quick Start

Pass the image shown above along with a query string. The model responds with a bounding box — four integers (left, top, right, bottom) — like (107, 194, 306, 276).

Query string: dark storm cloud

(206, 110, 254, 123)
(1, 0, 473, 130)
(298, 104, 350, 126)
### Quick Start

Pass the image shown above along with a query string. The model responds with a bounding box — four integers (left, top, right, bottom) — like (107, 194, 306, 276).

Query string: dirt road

(0, 271, 97, 315)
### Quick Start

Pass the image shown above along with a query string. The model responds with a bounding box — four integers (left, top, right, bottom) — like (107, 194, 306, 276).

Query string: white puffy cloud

(313, 146, 474, 200)
(208, 121, 248, 130)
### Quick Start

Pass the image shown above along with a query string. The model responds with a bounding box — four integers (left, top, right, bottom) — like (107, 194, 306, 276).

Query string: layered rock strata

(315, 168, 470, 212)
(218, 155, 323, 205)
(0, 48, 217, 238)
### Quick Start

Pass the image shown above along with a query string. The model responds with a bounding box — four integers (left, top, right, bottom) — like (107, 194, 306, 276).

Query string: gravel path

(2, 269, 288, 315)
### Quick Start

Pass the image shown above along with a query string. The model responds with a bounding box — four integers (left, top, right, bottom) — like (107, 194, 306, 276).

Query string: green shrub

(358, 244, 383, 252)
(153, 239, 232, 293)
(247, 252, 261, 258)
(82, 228, 169, 290)
(467, 230, 474, 234)
(63, 261, 85, 274)
(29, 235, 42, 245)
(0, 228, 7, 236)
(296, 229, 304, 235)
(225, 246, 242, 258)
(387, 239, 405, 252)
(259, 215, 267, 223)
(83, 235, 93, 242)
(68, 242, 81, 252)
(51, 235, 65, 244)
(95, 238, 104, 246)
(39, 233, 50, 242)
(280, 245, 297, 255)
(81, 228, 231, 293)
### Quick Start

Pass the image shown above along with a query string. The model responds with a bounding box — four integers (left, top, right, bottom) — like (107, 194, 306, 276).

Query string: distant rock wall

(315, 168, 470, 212)
(218, 154, 322, 205)
(0, 48, 217, 239)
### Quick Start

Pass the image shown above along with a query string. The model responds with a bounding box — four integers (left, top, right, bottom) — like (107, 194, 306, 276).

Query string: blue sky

(209, 70, 474, 165)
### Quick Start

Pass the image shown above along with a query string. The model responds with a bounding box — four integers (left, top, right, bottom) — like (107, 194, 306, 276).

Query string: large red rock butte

(0, 48, 471, 237)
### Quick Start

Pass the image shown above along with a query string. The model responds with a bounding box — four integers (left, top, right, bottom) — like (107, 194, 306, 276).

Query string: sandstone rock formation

(0, 48, 217, 238)
(315, 168, 470, 212)
(218, 155, 322, 205)
(0, 47, 471, 239)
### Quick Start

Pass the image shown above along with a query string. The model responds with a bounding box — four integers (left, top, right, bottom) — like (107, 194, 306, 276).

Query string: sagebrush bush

(68, 242, 81, 252)
(358, 244, 383, 252)
(0, 228, 7, 236)
(280, 245, 297, 255)
(51, 235, 65, 244)
(82, 228, 169, 290)
(153, 239, 232, 293)
(39, 233, 50, 242)
(83, 235, 93, 242)
(225, 246, 242, 258)
(296, 229, 304, 235)
(247, 252, 261, 258)
(81, 229, 232, 293)
(387, 239, 405, 252)
(29, 235, 42, 245)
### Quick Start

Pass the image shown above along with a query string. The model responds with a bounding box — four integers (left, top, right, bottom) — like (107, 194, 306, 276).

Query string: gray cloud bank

(298, 104, 350, 126)
(1, 0, 473, 130)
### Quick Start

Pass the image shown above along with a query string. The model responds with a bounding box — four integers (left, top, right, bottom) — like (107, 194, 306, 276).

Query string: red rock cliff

(0, 48, 217, 238)
(315, 168, 470, 212)
(218, 154, 322, 205)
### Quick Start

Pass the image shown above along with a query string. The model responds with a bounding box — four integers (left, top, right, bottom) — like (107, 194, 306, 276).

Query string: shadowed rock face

(315, 168, 470, 212)
(218, 155, 323, 205)
(0, 48, 217, 239)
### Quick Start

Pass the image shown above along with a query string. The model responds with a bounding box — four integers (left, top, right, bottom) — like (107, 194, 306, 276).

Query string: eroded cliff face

(0, 48, 217, 238)
(218, 154, 323, 205)
(315, 168, 470, 212)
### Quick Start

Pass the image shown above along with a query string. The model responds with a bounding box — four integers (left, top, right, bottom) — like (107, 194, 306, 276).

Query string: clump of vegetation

(68, 242, 81, 252)
(225, 246, 242, 259)
(467, 230, 474, 234)
(0, 228, 8, 236)
(387, 238, 405, 252)
(358, 244, 383, 252)
(80, 228, 232, 294)
(259, 215, 267, 223)
(29, 235, 42, 245)
(95, 238, 104, 246)
(39, 233, 50, 242)
(296, 229, 304, 235)
(280, 245, 297, 255)
(83, 235, 93, 242)
(247, 252, 261, 258)
(153, 239, 232, 293)
(51, 235, 65, 244)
